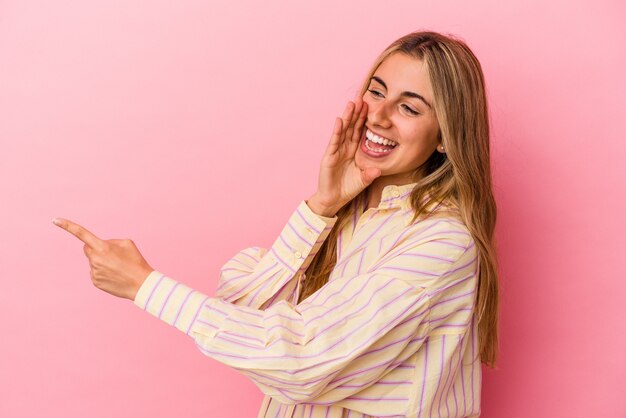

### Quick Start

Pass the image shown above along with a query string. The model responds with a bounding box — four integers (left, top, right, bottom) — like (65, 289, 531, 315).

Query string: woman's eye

(402, 104, 419, 115)
(367, 89, 383, 97)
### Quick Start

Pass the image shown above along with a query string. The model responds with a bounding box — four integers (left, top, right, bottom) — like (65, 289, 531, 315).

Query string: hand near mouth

(307, 97, 382, 218)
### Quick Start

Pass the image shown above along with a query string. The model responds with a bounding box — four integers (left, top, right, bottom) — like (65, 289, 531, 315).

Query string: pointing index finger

(52, 218, 104, 249)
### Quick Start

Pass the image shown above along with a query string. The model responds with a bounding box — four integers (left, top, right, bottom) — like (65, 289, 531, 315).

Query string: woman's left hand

(52, 218, 154, 301)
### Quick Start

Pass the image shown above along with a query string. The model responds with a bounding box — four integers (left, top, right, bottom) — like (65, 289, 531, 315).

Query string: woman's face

(356, 52, 443, 184)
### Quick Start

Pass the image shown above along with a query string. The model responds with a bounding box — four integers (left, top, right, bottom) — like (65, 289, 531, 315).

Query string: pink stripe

(396, 364, 414, 368)
(287, 279, 298, 303)
(439, 335, 453, 417)
(339, 254, 351, 277)
(196, 292, 428, 392)
(219, 267, 249, 273)
(428, 306, 472, 323)
(398, 309, 431, 327)
(335, 210, 397, 270)
(430, 289, 475, 310)
(452, 342, 461, 418)
(300, 250, 319, 271)
(337, 229, 343, 261)
(228, 257, 255, 270)
(172, 289, 194, 327)
(185, 295, 210, 335)
(216, 330, 264, 345)
(301, 270, 380, 322)
(226, 317, 262, 329)
(428, 273, 475, 297)
(296, 205, 322, 234)
(429, 335, 445, 418)
(433, 323, 470, 330)
(417, 232, 469, 248)
(279, 233, 295, 252)
(264, 323, 304, 338)
(262, 310, 304, 324)
(220, 260, 279, 298)
(367, 219, 447, 271)
(338, 378, 412, 390)
(443, 336, 459, 418)
(461, 335, 467, 416)
(277, 387, 299, 403)
(400, 251, 456, 263)
(246, 268, 282, 307)
(304, 276, 393, 327)
(270, 248, 296, 273)
(299, 272, 376, 312)
(356, 247, 367, 274)
(210, 280, 416, 356)
(385, 216, 425, 248)
(470, 315, 476, 414)
(196, 318, 218, 329)
(377, 265, 441, 277)
(345, 396, 407, 402)
(265, 279, 293, 308)
(143, 273, 166, 311)
(332, 337, 415, 385)
(445, 255, 478, 276)
(204, 303, 228, 317)
(158, 282, 180, 319)
(238, 249, 260, 265)
(417, 339, 429, 418)
(286, 220, 315, 247)
(380, 188, 414, 203)
(331, 334, 425, 386)
(216, 272, 248, 295)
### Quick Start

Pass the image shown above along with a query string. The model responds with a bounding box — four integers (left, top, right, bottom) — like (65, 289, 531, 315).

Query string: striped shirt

(134, 182, 482, 417)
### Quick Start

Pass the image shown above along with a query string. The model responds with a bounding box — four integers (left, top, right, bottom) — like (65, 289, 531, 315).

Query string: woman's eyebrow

(370, 76, 432, 109)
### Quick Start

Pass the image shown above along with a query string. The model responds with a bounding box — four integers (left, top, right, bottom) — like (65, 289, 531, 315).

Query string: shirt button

(294, 251, 303, 259)
(392, 190, 400, 197)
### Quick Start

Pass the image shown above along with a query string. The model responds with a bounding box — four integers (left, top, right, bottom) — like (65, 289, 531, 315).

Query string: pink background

(1, 0, 625, 417)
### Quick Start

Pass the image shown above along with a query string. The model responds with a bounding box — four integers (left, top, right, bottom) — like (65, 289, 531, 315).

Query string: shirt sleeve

(133, 210, 477, 405)
(213, 200, 337, 309)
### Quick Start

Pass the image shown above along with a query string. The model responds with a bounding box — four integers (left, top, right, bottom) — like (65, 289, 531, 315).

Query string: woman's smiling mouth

(361, 128, 398, 157)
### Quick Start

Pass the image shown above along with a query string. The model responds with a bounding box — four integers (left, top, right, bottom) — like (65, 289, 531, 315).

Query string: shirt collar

(377, 182, 419, 210)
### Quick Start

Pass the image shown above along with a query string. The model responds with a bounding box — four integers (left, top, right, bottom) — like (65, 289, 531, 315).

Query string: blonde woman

(54, 30, 499, 418)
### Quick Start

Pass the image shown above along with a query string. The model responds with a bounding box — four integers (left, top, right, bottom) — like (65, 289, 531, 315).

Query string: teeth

(365, 138, 393, 153)
(366, 129, 397, 147)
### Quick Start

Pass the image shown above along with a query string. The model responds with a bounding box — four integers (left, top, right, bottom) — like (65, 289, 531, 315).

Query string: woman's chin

(355, 151, 382, 174)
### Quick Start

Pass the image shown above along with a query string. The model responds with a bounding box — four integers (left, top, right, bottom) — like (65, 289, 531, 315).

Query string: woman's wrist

(306, 195, 339, 218)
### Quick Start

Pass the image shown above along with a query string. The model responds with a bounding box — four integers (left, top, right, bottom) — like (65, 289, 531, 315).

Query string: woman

(54, 30, 499, 418)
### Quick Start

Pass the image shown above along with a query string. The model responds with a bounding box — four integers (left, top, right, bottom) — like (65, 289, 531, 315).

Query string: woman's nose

(367, 101, 392, 129)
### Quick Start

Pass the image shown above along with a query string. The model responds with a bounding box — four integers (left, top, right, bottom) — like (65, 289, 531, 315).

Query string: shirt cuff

(268, 200, 338, 274)
(133, 270, 211, 335)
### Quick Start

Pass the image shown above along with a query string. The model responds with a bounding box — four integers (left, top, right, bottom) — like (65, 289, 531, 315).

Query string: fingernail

(52, 218, 61, 225)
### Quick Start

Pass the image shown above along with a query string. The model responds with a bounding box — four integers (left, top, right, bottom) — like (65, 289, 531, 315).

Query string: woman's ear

(436, 131, 445, 153)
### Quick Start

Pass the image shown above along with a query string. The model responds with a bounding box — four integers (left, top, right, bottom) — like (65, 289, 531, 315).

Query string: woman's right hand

(307, 97, 382, 217)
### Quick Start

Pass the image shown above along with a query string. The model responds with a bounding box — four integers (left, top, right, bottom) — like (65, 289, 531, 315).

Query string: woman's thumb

(361, 167, 382, 186)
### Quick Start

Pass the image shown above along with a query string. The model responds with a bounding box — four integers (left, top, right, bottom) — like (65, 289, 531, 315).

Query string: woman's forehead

(373, 53, 433, 105)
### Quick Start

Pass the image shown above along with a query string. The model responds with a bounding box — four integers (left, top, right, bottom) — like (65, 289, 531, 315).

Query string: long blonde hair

(297, 31, 499, 368)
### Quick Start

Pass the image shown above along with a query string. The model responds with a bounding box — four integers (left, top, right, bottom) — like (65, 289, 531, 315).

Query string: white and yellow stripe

(134, 182, 481, 417)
